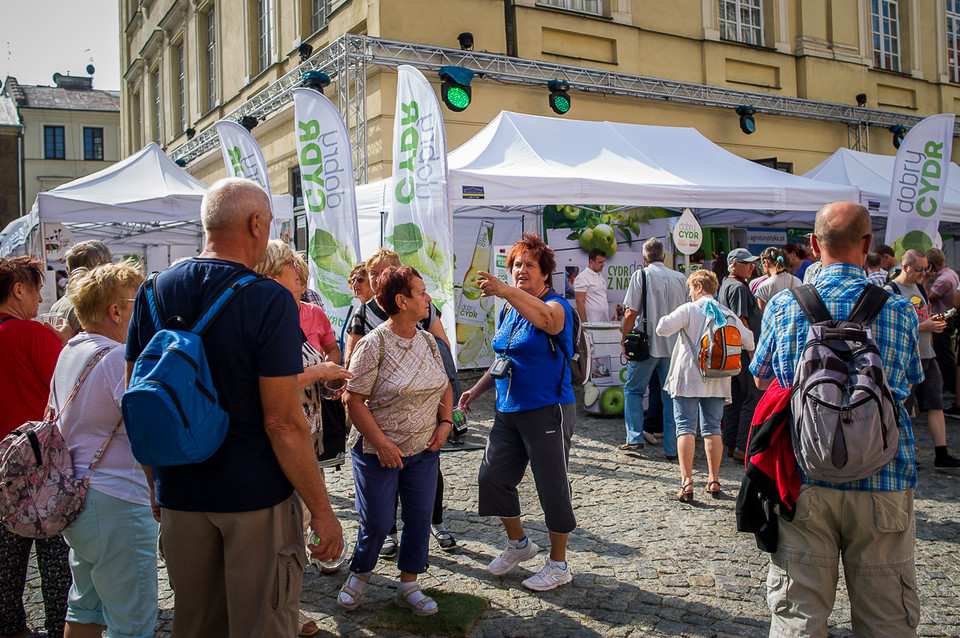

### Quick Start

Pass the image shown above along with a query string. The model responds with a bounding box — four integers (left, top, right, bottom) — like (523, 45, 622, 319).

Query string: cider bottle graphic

(456, 220, 494, 364)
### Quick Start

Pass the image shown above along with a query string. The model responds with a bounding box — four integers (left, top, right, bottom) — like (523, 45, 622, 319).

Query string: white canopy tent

(15, 142, 292, 263)
(803, 147, 960, 224)
(356, 110, 860, 252)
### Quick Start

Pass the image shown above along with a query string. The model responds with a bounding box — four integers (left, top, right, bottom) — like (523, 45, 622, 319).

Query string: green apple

(579, 228, 595, 252)
(599, 386, 625, 415)
(591, 223, 618, 257)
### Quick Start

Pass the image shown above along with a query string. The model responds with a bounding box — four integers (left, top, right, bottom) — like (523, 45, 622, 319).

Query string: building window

(257, 0, 274, 72)
(949, 1, 960, 82)
(205, 8, 217, 109)
(872, 0, 901, 72)
(311, 0, 330, 32)
(44, 126, 65, 159)
(83, 127, 104, 160)
(132, 91, 141, 147)
(291, 166, 304, 208)
(539, 0, 601, 14)
(718, 0, 763, 46)
(153, 70, 162, 142)
(176, 43, 186, 134)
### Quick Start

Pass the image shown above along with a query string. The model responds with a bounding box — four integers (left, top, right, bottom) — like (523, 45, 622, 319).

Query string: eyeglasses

(285, 259, 301, 274)
(350, 277, 366, 284)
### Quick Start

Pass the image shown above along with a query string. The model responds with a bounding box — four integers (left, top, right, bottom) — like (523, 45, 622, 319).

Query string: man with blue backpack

(123, 178, 344, 638)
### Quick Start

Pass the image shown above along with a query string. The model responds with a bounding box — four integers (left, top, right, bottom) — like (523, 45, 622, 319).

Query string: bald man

(125, 178, 344, 638)
(751, 201, 922, 637)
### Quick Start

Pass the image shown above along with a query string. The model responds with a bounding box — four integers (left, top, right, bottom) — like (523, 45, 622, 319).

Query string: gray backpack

(790, 284, 900, 483)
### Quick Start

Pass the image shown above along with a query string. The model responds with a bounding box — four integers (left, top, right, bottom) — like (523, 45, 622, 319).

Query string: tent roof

(358, 111, 858, 215)
(32, 142, 208, 224)
(803, 147, 960, 223)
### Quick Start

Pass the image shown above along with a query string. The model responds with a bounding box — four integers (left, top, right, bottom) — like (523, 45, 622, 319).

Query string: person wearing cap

(718, 248, 762, 462)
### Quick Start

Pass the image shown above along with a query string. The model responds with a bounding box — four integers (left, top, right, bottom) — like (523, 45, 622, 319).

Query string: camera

(489, 357, 514, 380)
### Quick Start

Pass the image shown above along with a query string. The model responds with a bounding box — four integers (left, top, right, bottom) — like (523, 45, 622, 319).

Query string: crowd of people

(1, 180, 956, 637)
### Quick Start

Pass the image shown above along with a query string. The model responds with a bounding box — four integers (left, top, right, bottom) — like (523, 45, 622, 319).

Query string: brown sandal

(706, 481, 721, 499)
(676, 480, 694, 503)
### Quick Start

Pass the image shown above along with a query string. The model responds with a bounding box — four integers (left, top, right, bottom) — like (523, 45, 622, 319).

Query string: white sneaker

(487, 539, 540, 575)
(522, 559, 573, 591)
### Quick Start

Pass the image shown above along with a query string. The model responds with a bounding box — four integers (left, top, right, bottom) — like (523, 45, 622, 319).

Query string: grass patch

(370, 588, 488, 637)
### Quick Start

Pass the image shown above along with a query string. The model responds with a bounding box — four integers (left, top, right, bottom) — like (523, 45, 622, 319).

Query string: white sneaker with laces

(522, 559, 573, 591)
(487, 539, 540, 575)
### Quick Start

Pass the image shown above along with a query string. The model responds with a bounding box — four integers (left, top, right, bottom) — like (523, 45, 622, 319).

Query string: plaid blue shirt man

(750, 262, 923, 491)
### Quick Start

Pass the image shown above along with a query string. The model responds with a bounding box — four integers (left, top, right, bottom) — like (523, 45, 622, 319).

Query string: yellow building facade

(120, 0, 960, 214)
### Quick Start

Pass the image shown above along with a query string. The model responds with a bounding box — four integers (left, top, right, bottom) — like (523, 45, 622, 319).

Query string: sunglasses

(350, 277, 366, 284)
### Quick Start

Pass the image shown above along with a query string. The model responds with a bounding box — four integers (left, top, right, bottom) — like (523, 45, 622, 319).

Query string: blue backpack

(121, 272, 261, 466)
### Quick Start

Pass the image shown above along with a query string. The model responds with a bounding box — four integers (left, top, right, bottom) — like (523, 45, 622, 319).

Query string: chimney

(53, 73, 93, 91)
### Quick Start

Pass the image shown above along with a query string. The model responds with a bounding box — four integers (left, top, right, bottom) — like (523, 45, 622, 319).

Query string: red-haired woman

(460, 232, 577, 592)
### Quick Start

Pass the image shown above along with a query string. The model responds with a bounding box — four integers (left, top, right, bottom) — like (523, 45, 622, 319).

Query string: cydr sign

(672, 208, 703, 255)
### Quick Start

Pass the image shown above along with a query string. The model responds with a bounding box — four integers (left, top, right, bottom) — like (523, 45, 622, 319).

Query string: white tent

(803, 147, 960, 224)
(20, 143, 292, 259)
(357, 111, 859, 229)
(0, 216, 30, 257)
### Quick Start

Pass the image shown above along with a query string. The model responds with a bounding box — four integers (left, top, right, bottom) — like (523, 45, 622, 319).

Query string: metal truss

(848, 123, 869, 152)
(170, 33, 956, 181)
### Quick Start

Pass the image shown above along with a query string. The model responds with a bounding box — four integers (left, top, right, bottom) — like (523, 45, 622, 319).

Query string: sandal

(337, 572, 370, 612)
(706, 481, 721, 499)
(676, 480, 694, 503)
(432, 528, 457, 551)
(395, 582, 438, 617)
(298, 611, 320, 636)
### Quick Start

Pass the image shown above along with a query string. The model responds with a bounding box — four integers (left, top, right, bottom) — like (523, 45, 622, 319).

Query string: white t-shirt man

(574, 254, 609, 322)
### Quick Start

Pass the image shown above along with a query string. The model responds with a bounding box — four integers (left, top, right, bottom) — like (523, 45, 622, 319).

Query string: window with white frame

(871, 0, 901, 72)
(205, 8, 217, 110)
(153, 70, 162, 142)
(311, 0, 329, 33)
(176, 43, 186, 134)
(948, 0, 960, 82)
(718, 0, 763, 46)
(257, 0, 274, 72)
(539, 0, 601, 15)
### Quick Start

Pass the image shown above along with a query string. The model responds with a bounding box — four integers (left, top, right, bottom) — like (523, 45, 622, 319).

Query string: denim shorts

(62, 488, 159, 638)
(672, 396, 725, 438)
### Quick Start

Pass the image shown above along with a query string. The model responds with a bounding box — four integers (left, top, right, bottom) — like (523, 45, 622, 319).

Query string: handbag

(623, 269, 651, 362)
(0, 346, 122, 539)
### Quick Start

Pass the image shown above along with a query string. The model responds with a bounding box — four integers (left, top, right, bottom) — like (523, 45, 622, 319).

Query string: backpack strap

(191, 274, 262, 335)
(143, 274, 163, 331)
(790, 284, 833, 324)
(49, 346, 117, 422)
(847, 284, 891, 326)
(886, 281, 901, 298)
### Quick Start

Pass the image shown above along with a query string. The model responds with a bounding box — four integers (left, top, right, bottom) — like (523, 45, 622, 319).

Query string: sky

(0, 0, 121, 91)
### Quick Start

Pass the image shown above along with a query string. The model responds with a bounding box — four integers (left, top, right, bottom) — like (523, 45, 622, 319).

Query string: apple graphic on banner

(579, 228, 595, 252)
(583, 381, 600, 407)
(591, 224, 617, 257)
(560, 205, 581, 221)
(599, 386, 625, 415)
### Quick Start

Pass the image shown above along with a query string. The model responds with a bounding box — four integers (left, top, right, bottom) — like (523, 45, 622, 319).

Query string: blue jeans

(350, 442, 439, 575)
(624, 357, 676, 456)
(672, 396, 725, 438)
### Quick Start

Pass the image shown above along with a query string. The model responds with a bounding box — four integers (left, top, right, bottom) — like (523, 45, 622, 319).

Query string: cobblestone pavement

(22, 378, 960, 637)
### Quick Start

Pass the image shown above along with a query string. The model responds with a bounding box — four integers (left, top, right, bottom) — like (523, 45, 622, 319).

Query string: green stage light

(548, 80, 571, 115)
(439, 65, 474, 112)
(736, 105, 756, 135)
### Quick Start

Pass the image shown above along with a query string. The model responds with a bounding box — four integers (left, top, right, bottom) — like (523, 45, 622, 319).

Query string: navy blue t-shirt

(125, 258, 303, 512)
(491, 291, 574, 412)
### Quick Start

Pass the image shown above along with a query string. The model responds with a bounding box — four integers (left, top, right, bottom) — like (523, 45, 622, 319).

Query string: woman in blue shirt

(459, 232, 576, 592)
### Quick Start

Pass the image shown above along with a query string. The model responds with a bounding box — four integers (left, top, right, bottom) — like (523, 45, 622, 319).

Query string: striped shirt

(749, 262, 922, 491)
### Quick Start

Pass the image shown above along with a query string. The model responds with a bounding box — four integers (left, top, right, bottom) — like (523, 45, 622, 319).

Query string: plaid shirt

(750, 263, 922, 491)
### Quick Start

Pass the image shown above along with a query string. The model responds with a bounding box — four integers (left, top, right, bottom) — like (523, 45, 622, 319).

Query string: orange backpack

(683, 305, 743, 379)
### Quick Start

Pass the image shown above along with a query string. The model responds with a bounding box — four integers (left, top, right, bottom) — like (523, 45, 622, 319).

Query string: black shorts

(908, 358, 944, 413)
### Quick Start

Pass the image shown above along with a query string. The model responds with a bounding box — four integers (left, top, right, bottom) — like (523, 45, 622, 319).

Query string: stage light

(856, 93, 867, 107)
(185, 127, 196, 140)
(299, 43, 313, 62)
(736, 105, 756, 135)
(174, 158, 188, 168)
(239, 115, 259, 131)
(301, 70, 331, 94)
(457, 32, 474, 51)
(439, 65, 474, 112)
(548, 80, 571, 115)
(890, 124, 906, 149)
